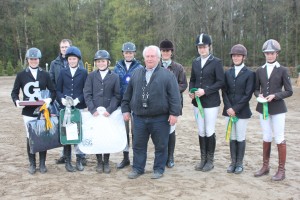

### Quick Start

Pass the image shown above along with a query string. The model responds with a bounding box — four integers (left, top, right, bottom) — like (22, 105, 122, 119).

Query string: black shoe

(117, 159, 130, 169)
(166, 158, 174, 168)
(117, 152, 130, 169)
(227, 164, 236, 173)
(56, 156, 66, 164)
(81, 157, 87, 166)
(27, 138, 36, 174)
(128, 170, 142, 179)
(39, 164, 48, 174)
(103, 154, 111, 174)
(65, 162, 76, 172)
(166, 131, 175, 168)
(76, 157, 84, 171)
(96, 154, 103, 173)
(96, 162, 103, 173)
(202, 161, 214, 172)
(39, 151, 47, 174)
(28, 164, 36, 175)
(195, 160, 206, 171)
(151, 171, 163, 179)
(103, 163, 111, 174)
(234, 165, 244, 174)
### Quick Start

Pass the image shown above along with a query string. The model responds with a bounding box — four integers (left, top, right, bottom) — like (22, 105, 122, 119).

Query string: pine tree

(0, 60, 4, 76)
(15, 60, 24, 73)
(6, 61, 15, 76)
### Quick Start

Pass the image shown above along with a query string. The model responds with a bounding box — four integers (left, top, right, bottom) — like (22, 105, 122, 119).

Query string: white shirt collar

(200, 55, 210, 68)
(29, 66, 38, 79)
(234, 63, 245, 69)
(262, 61, 280, 68)
(70, 66, 78, 77)
(99, 69, 109, 79)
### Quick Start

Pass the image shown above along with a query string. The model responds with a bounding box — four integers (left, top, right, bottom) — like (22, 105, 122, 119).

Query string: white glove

(61, 98, 67, 106)
(73, 98, 80, 107)
(43, 98, 52, 108)
(15, 100, 24, 108)
(96, 107, 106, 115)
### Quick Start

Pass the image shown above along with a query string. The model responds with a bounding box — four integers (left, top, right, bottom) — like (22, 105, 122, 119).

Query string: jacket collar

(230, 65, 247, 78)
(25, 66, 43, 72)
(96, 69, 112, 81)
(261, 61, 280, 68)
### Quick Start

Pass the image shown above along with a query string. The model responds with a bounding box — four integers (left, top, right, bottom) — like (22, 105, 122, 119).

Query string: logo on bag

(24, 81, 42, 101)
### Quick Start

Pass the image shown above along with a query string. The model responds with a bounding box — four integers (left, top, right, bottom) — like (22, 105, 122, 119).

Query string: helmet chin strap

(29, 65, 38, 69)
(99, 67, 109, 71)
(234, 61, 244, 66)
(267, 60, 277, 64)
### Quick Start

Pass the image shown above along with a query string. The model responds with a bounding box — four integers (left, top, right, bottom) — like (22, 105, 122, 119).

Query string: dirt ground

(0, 76, 299, 200)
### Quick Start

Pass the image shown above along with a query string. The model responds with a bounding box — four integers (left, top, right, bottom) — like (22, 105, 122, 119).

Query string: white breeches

(225, 117, 248, 141)
(193, 106, 219, 137)
(259, 113, 285, 144)
(23, 115, 37, 138)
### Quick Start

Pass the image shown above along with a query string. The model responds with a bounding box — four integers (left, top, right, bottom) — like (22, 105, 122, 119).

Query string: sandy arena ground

(0, 76, 299, 199)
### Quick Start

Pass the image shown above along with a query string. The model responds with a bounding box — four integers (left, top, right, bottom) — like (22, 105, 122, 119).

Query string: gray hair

(143, 45, 161, 59)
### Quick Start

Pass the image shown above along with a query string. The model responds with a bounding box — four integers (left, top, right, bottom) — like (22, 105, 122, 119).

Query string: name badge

(66, 123, 79, 140)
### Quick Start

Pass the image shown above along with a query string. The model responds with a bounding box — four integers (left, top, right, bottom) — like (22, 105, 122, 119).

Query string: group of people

(188, 34, 292, 182)
(11, 33, 293, 181)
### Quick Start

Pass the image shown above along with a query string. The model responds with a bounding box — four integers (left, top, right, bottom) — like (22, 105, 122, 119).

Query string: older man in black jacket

(122, 45, 181, 179)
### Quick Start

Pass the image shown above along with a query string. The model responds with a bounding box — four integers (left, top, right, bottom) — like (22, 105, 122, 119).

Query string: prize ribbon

(39, 103, 53, 130)
(189, 88, 204, 118)
(62, 96, 74, 127)
(225, 116, 238, 142)
(263, 102, 269, 120)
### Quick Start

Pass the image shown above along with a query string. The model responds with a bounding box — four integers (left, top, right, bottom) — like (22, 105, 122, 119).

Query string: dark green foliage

(6, 61, 14, 76)
(15, 60, 24, 73)
(0, 60, 4, 76)
(0, 0, 299, 71)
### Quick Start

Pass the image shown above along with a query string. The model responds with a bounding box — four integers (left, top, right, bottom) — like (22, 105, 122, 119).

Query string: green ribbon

(190, 88, 204, 118)
(263, 102, 269, 120)
(225, 116, 238, 142)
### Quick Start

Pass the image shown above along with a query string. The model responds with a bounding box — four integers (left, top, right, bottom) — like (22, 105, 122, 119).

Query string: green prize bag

(59, 108, 82, 145)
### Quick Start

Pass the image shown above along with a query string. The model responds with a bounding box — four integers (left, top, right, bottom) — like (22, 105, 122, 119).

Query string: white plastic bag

(78, 108, 127, 154)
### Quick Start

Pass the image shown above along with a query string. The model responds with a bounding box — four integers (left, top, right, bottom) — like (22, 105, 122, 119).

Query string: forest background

(0, 0, 299, 76)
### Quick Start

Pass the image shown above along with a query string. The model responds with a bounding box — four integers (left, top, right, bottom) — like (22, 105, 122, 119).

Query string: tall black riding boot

(195, 136, 207, 171)
(202, 133, 216, 172)
(27, 139, 36, 174)
(76, 154, 84, 171)
(117, 151, 130, 169)
(235, 140, 246, 174)
(167, 131, 176, 168)
(227, 140, 237, 173)
(64, 145, 75, 172)
(39, 151, 47, 173)
(96, 154, 103, 173)
(103, 154, 111, 174)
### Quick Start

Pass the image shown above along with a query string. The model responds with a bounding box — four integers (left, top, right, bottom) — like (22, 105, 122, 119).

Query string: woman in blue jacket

(113, 42, 143, 169)
(222, 44, 255, 174)
(56, 46, 88, 172)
